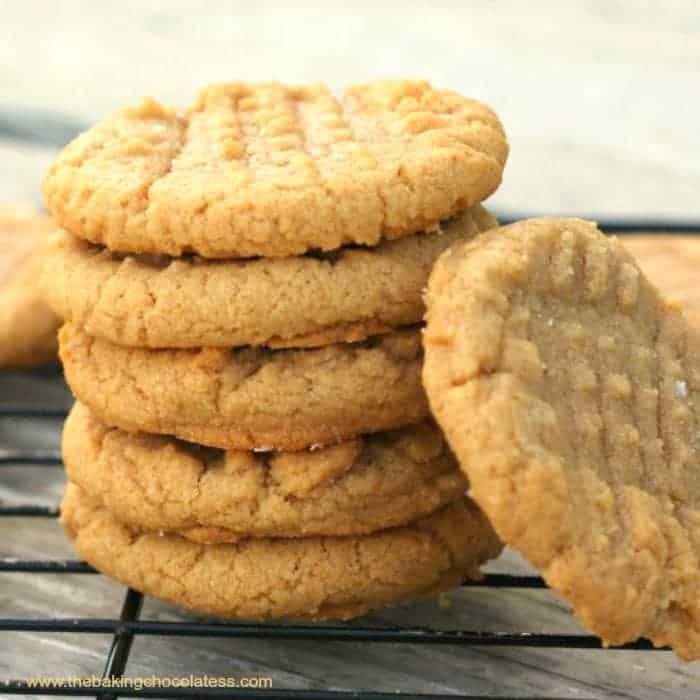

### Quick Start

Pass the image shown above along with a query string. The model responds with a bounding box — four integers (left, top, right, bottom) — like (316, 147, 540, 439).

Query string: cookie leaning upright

(423, 217, 700, 660)
(43, 80, 507, 258)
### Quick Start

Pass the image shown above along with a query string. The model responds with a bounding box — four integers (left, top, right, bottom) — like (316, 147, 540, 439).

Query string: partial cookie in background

(42, 206, 496, 349)
(60, 325, 428, 450)
(44, 80, 507, 259)
(63, 403, 467, 539)
(621, 235, 700, 323)
(423, 217, 700, 660)
(0, 206, 60, 368)
(62, 484, 501, 620)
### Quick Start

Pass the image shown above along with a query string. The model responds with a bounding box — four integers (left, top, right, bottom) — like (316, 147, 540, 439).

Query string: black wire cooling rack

(1, 220, 698, 700)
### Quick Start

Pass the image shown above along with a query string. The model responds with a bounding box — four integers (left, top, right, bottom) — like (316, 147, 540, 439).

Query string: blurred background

(0, 0, 698, 223)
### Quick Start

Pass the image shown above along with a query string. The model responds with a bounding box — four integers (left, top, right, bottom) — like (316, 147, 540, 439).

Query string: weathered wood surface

(1, 1, 699, 697)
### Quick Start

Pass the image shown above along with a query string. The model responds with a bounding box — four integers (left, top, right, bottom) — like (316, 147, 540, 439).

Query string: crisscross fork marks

(593, 246, 647, 492)
(628, 336, 663, 500)
(656, 313, 700, 503)
(190, 83, 364, 185)
(44, 80, 507, 257)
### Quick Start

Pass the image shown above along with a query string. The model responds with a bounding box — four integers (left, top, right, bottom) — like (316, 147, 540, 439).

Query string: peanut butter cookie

(44, 81, 507, 259)
(63, 403, 467, 539)
(61, 484, 501, 620)
(42, 206, 495, 349)
(0, 206, 60, 367)
(60, 325, 427, 450)
(423, 217, 700, 660)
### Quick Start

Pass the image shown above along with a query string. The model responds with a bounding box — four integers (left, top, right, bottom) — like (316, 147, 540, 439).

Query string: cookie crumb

(675, 380, 689, 399)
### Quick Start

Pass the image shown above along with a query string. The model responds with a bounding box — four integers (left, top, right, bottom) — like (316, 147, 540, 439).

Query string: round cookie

(621, 235, 700, 323)
(44, 80, 508, 259)
(61, 484, 501, 620)
(0, 206, 60, 368)
(63, 403, 468, 539)
(60, 324, 428, 450)
(423, 218, 700, 660)
(42, 206, 496, 349)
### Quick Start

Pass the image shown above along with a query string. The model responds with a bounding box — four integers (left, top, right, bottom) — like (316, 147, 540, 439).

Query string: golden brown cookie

(61, 484, 501, 620)
(63, 402, 467, 539)
(42, 206, 495, 349)
(44, 81, 507, 259)
(423, 217, 700, 660)
(60, 324, 428, 450)
(621, 235, 700, 322)
(0, 207, 60, 367)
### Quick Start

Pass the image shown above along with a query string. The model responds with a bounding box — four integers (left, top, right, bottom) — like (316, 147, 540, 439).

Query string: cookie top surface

(60, 324, 428, 450)
(0, 206, 60, 367)
(42, 205, 495, 349)
(62, 485, 501, 620)
(63, 402, 467, 538)
(423, 217, 700, 660)
(43, 80, 507, 259)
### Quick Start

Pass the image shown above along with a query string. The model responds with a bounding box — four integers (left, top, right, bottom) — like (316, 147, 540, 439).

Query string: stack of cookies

(41, 80, 508, 619)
